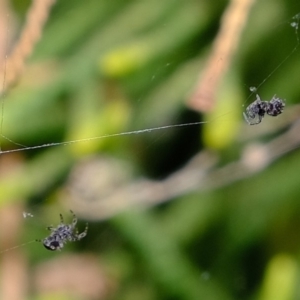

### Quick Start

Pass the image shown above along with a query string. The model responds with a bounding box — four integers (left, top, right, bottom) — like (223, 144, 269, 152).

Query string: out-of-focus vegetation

(1, 0, 300, 299)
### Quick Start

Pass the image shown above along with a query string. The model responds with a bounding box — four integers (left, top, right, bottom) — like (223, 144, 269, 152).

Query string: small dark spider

(40, 210, 88, 251)
(243, 94, 285, 125)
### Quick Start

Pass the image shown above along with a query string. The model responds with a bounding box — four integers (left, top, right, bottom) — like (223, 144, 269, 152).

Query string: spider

(40, 210, 88, 251)
(243, 94, 285, 125)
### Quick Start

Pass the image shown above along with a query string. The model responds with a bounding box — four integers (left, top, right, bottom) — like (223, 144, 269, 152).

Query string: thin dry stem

(188, 0, 256, 112)
(0, 204, 28, 300)
(64, 107, 300, 220)
(2, 0, 56, 91)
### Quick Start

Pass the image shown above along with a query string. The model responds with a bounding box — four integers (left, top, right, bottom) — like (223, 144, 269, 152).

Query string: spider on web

(243, 94, 285, 125)
(39, 210, 88, 251)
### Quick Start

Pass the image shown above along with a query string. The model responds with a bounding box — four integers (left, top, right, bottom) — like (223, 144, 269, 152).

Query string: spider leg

(47, 226, 54, 231)
(58, 241, 64, 250)
(255, 94, 262, 102)
(70, 210, 78, 227)
(77, 223, 88, 240)
(60, 213, 64, 224)
(243, 112, 252, 125)
(251, 114, 263, 125)
(243, 111, 263, 125)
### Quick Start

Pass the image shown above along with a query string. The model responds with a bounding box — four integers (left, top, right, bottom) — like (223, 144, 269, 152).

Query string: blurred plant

(0, 0, 300, 300)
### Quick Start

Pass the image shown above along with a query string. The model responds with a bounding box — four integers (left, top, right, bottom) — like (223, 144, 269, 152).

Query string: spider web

(0, 4, 300, 254)
(0, 10, 299, 155)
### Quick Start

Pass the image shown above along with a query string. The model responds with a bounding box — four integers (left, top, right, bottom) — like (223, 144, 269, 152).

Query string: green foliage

(1, 0, 300, 299)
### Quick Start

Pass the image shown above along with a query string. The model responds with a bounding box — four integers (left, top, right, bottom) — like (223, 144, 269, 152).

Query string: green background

(0, 0, 300, 299)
